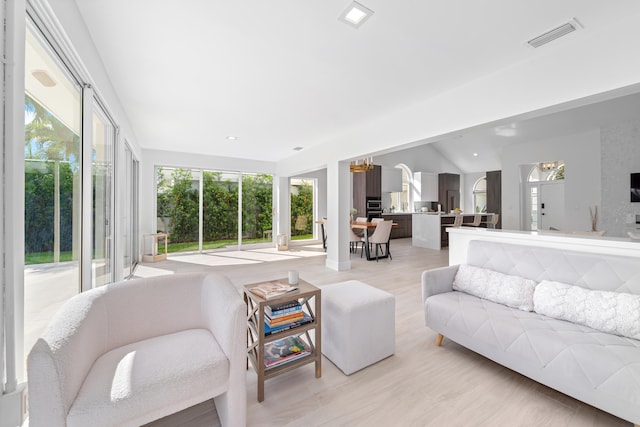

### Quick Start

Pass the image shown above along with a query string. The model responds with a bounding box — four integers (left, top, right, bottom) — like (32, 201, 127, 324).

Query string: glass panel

(290, 178, 314, 240)
(530, 186, 539, 230)
(202, 170, 240, 251)
(92, 108, 114, 286)
(473, 177, 487, 213)
(474, 193, 487, 213)
(241, 173, 273, 246)
(24, 25, 82, 356)
(122, 145, 133, 277)
(156, 167, 200, 253)
(528, 161, 565, 182)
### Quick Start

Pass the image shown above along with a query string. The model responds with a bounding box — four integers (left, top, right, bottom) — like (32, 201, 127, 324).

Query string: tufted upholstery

(466, 240, 640, 295)
(422, 240, 640, 425)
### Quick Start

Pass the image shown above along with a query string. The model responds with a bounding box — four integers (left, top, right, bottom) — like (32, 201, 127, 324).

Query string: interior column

(325, 160, 351, 271)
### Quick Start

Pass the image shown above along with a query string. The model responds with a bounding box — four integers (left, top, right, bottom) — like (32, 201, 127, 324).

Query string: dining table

(350, 220, 397, 261)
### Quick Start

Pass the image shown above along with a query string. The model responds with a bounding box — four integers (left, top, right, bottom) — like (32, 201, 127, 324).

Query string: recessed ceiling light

(473, 153, 479, 157)
(32, 69, 57, 87)
(495, 124, 517, 137)
(339, 1, 374, 28)
(226, 136, 237, 140)
(293, 146, 304, 151)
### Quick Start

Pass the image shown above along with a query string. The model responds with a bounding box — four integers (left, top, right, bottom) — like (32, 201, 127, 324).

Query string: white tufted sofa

(27, 272, 246, 427)
(422, 240, 640, 426)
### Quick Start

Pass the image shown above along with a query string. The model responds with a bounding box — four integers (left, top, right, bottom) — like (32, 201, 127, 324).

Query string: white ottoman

(321, 280, 395, 375)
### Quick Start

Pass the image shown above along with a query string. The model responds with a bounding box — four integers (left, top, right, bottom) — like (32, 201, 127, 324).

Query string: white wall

(501, 129, 601, 232)
(600, 118, 640, 237)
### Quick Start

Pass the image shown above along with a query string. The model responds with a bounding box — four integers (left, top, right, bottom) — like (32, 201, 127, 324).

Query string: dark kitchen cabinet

(486, 170, 502, 229)
(438, 173, 460, 213)
(353, 165, 381, 217)
(383, 214, 412, 239)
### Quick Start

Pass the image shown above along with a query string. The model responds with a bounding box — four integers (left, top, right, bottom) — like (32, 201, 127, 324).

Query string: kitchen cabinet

(413, 172, 438, 201)
(438, 173, 460, 213)
(381, 167, 402, 193)
(382, 213, 412, 239)
(486, 170, 502, 229)
(353, 165, 381, 217)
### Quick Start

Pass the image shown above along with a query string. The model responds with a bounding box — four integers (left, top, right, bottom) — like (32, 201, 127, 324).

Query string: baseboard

(0, 383, 27, 427)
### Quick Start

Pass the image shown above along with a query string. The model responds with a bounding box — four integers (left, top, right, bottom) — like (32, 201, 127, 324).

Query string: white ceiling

(74, 0, 640, 165)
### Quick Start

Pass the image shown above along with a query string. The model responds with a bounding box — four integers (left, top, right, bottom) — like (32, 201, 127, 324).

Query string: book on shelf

(266, 301, 302, 318)
(264, 335, 311, 369)
(266, 311, 304, 325)
(249, 281, 298, 300)
(253, 312, 313, 336)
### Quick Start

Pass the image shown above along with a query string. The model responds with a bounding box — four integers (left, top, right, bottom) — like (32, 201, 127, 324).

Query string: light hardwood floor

(143, 239, 630, 427)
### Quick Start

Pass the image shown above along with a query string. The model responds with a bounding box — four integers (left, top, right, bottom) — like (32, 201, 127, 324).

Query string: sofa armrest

(201, 273, 244, 359)
(27, 340, 67, 427)
(200, 273, 246, 427)
(421, 265, 459, 302)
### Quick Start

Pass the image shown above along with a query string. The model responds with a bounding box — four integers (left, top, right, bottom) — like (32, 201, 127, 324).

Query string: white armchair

(27, 272, 246, 427)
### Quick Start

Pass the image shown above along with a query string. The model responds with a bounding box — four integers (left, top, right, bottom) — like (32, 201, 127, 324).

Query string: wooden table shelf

(243, 279, 322, 402)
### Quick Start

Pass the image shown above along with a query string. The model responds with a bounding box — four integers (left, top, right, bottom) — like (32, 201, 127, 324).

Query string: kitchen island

(412, 213, 496, 249)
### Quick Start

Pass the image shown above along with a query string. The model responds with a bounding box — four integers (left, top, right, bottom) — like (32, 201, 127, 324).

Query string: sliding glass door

(290, 178, 315, 240)
(122, 143, 138, 277)
(157, 167, 273, 253)
(24, 23, 82, 355)
(92, 106, 114, 286)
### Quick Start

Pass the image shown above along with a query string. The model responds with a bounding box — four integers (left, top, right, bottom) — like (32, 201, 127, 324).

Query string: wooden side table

(243, 279, 321, 402)
(142, 233, 168, 262)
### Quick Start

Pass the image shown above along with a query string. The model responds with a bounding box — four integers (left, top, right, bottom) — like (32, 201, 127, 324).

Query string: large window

(156, 167, 273, 252)
(122, 143, 138, 277)
(24, 23, 83, 356)
(473, 177, 487, 213)
(92, 105, 114, 286)
(290, 178, 315, 240)
(390, 164, 411, 212)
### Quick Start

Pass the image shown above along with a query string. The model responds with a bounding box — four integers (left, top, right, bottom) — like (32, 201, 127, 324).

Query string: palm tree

(24, 94, 80, 164)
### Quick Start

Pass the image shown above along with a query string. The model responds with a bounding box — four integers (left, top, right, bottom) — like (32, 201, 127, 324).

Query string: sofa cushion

(453, 264, 537, 311)
(67, 329, 229, 427)
(534, 280, 640, 341)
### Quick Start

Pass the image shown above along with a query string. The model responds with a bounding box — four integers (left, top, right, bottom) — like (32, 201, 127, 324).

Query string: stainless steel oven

(366, 198, 382, 221)
(366, 199, 382, 211)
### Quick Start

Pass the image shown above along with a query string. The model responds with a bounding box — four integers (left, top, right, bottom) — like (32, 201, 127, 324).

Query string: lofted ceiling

(74, 0, 640, 164)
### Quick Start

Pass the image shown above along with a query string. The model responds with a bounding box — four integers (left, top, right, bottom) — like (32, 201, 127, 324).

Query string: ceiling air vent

(527, 18, 582, 48)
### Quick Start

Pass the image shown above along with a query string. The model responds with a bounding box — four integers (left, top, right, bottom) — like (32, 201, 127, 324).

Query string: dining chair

(360, 219, 380, 256)
(349, 227, 362, 253)
(367, 220, 393, 261)
(469, 214, 482, 227)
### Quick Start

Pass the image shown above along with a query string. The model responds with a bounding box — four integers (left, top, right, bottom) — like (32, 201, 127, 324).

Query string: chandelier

(350, 157, 374, 172)
(540, 161, 558, 171)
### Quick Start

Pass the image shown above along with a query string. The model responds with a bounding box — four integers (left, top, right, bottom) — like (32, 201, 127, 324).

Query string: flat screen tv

(632, 173, 640, 202)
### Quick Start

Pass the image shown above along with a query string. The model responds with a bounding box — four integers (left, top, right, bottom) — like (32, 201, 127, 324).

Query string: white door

(539, 182, 565, 231)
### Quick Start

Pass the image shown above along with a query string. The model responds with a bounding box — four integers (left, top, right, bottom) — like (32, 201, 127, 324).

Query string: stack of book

(264, 335, 310, 369)
(264, 300, 312, 335)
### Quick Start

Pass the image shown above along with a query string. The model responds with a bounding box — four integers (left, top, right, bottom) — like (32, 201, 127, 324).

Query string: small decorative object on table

(249, 281, 298, 300)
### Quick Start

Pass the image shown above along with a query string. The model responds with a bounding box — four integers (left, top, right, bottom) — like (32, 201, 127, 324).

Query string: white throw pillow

(453, 264, 537, 311)
(533, 280, 640, 341)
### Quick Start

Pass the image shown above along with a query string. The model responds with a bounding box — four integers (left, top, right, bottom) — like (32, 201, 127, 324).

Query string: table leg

(364, 228, 372, 260)
(321, 223, 327, 251)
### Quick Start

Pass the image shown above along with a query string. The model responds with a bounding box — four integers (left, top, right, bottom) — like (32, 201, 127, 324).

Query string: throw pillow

(453, 264, 537, 311)
(533, 280, 640, 341)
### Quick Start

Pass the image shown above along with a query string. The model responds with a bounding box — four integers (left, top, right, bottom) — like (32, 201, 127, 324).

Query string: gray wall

(601, 118, 640, 237)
